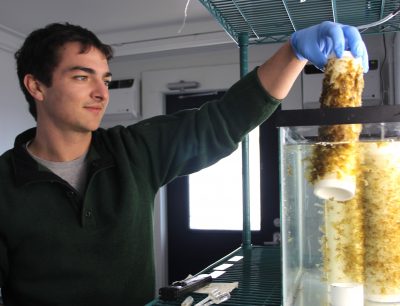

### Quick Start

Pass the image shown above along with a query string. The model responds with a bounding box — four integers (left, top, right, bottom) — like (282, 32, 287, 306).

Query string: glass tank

(279, 109, 400, 306)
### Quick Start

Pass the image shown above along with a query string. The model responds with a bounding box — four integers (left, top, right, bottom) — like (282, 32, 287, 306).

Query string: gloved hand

(290, 21, 369, 73)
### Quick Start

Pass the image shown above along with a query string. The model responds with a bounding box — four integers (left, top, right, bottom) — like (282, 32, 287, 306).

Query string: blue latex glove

(290, 21, 369, 73)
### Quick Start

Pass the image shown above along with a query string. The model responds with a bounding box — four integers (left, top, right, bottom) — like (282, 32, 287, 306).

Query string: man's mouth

(84, 105, 103, 114)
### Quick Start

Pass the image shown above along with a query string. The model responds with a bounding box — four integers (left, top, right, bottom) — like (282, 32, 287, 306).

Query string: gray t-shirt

(26, 144, 88, 194)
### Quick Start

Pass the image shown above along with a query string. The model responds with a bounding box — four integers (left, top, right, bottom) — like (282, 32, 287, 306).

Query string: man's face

(36, 42, 112, 133)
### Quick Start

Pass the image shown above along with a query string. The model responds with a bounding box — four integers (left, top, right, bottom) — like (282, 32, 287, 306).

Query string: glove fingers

(322, 37, 334, 57)
(309, 41, 329, 70)
(362, 48, 369, 73)
(291, 21, 369, 73)
(342, 26, 363, 55)
(311, 38, 333, 69)
(343, 26, 369, 72)
(322, 22, 345, 58)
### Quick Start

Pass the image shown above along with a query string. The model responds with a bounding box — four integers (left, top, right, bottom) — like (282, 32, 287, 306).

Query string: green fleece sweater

(0, 68, 280, 305)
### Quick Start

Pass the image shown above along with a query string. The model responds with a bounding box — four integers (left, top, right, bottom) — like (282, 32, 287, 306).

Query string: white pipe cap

(330, 283, 364, 306)
(314, 177, 356, 201)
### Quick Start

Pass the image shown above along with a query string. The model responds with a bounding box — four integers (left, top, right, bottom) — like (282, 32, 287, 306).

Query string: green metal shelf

(151, 246, 281, 306)
(198, 0, 400, 44)
(195, 0, 400, 248)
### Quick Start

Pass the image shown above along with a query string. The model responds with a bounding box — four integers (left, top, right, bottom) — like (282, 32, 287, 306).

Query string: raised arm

(257, 21, 369, 100)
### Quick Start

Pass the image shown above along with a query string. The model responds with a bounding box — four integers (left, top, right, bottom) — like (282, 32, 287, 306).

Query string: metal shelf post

(238, 32, 251, 250)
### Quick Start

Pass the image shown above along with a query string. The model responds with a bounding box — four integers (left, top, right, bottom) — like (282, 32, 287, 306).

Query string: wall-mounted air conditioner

(103, 78, 140, 121)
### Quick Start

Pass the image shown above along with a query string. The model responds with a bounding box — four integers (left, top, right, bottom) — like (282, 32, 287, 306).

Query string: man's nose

(92, 79, 109, 101)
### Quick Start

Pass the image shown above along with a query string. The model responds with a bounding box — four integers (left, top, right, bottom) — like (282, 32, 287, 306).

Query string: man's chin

(75, 124, 101, 134)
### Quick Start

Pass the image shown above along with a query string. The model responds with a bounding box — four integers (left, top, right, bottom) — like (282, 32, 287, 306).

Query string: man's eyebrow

(67, 66, 112, 78)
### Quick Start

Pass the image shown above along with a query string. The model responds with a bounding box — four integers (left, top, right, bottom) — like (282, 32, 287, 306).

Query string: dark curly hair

(14, 23, 114, 120)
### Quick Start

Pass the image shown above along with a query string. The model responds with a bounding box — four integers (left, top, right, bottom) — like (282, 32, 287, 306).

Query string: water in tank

(279, 119, 400, 306)
(279, 52, 400, 306)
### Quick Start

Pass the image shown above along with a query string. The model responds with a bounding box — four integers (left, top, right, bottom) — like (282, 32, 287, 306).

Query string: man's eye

(104, 80, 111, 87)
(74, 76, 87, 81)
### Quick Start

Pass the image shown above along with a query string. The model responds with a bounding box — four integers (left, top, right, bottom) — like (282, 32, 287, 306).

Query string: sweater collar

(11, 128, 115, 187)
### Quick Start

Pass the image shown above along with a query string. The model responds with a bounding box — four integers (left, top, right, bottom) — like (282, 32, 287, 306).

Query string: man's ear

(23, 74, 46, 101)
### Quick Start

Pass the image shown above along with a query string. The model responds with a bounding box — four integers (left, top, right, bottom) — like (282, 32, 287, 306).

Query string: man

(0, 21, 368, 305)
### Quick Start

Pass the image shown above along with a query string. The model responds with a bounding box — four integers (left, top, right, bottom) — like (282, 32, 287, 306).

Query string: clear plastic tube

(357, 6, 400, 30)
(181, 295, 194, 306)
(194, 289, 231, 306)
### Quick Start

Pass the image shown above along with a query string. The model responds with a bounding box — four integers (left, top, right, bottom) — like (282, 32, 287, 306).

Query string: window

(189, 128, 260, 230)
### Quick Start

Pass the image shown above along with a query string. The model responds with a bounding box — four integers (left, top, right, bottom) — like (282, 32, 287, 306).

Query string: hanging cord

(379, 34, 387, 105)
(178, 0, 192, 33)
(357, 5, 400, 31)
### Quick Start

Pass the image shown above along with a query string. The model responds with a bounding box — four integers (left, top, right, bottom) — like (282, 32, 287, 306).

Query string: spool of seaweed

(362, 141, 400, 302)
(322, 168, 364, 285)
(311, 124, 362, 201)
(309, 51, 364, 201)
(306, 52, 365, 303)
(319, 51, 364, 109)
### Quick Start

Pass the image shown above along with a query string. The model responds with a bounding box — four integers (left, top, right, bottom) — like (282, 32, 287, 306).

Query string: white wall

(0, 49, 34, 154)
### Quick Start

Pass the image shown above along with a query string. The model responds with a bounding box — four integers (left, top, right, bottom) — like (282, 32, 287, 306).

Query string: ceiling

(0, 0, 233, 57)
(199, 0, 400, 44)
(3, 0, 399, 59)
